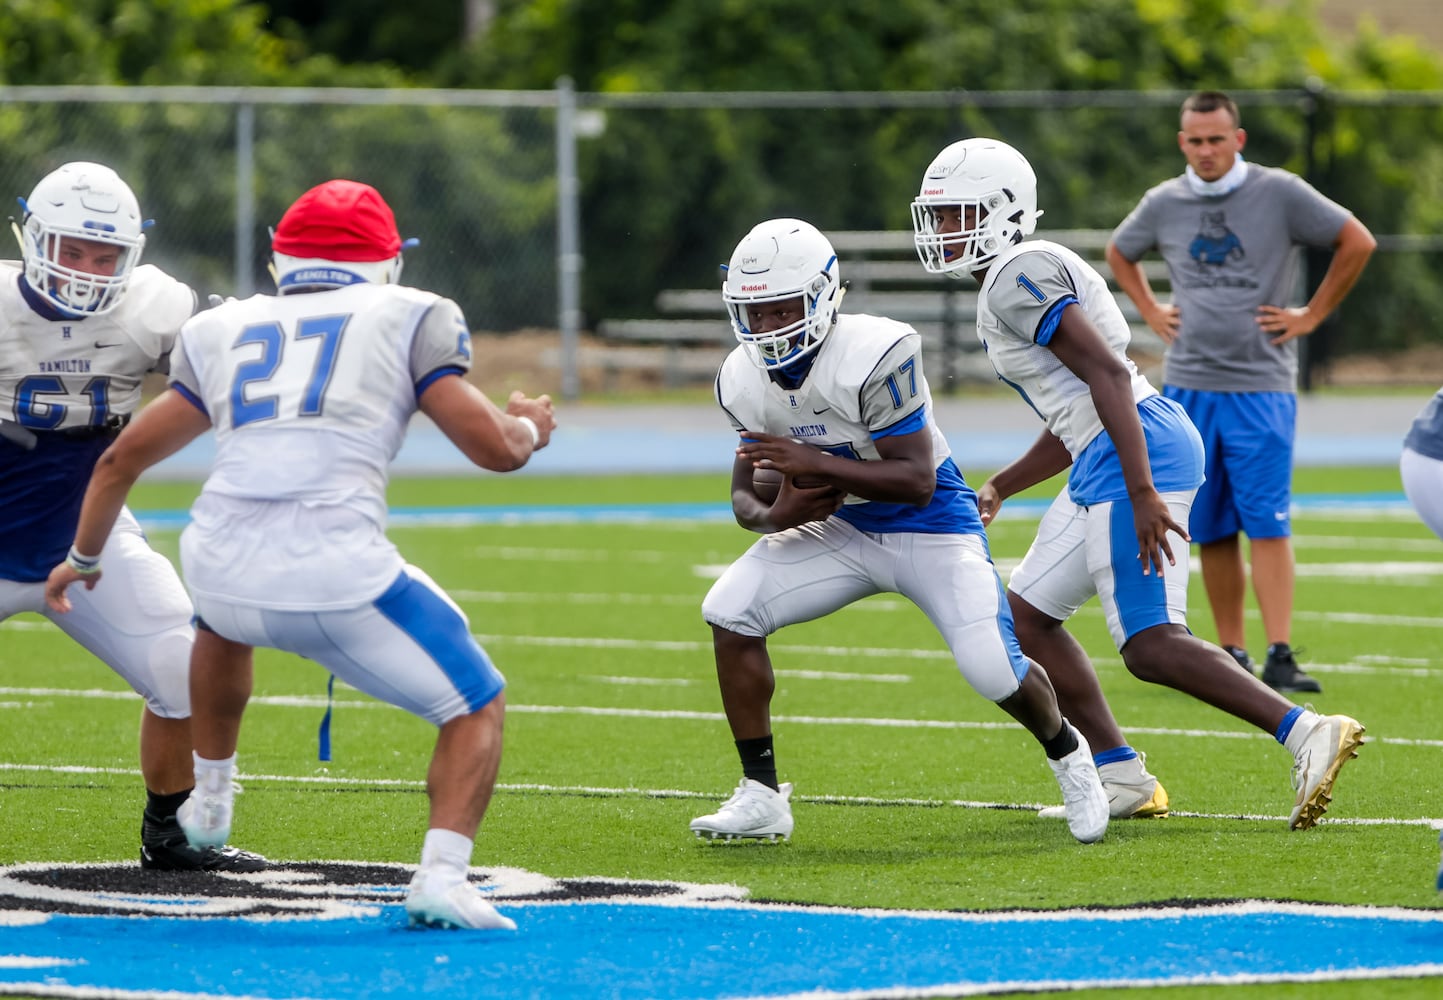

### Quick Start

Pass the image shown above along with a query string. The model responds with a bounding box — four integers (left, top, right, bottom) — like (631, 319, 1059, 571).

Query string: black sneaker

(1261, 643, 1322, 694)
(1223, 645, 1255, 675)
(140, 814, 268, 872)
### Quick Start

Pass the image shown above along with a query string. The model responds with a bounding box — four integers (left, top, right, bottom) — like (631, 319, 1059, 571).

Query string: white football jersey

(715, 313, 984, 536)
(975, 239, 1157, 458)
(717, 313, 947, 475)
(170, 283, 473, 610)
(0, 260, 193, 430)
(1, 260, 194, 582)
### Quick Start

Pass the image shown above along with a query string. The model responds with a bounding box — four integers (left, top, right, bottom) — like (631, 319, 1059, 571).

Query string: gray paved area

(152, 391, 1436, 478)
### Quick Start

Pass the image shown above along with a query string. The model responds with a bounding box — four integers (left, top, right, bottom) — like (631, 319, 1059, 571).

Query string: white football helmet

(912, 138, 1042, 277)
(722, 218, 842, 369)
(17, 161, 146, 315)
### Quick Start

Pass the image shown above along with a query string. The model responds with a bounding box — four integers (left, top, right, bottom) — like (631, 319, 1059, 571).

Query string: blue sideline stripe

(3, 903, 1443, 998)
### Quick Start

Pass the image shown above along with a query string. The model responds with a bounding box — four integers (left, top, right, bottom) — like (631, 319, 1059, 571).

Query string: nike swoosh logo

(95, 342, 124, 349)
(812, 407, 830, 415)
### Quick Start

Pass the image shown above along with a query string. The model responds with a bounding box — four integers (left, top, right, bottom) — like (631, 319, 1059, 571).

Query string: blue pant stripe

(374, 572, 504, 713)
(1110, 501, 1170, 640)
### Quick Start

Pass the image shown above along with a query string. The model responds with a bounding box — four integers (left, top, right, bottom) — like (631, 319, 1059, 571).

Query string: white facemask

(1186, 154, 1249, 198)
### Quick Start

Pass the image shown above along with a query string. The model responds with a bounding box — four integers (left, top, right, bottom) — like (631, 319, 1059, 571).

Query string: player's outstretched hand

(1132, 488, 1189, 576)
(44, 563, 102, 613)
(507, 390, 556, 448)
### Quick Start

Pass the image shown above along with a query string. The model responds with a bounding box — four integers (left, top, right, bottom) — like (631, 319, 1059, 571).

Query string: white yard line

(1, 685, 1440, 749)
(0, 761, 1436, 831)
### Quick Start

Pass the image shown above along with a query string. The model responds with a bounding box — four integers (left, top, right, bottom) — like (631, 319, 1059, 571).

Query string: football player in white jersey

(912, 137, 1366, 830)
(690, 218, 1110, 846)
(45, 179, 555, 930)
(0, 162, 264, 872)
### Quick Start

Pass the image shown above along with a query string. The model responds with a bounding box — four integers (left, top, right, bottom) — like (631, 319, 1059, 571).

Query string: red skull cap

(271, 180, 404, 262)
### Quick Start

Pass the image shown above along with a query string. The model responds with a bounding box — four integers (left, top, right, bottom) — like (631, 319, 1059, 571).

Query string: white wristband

(517, 416, 540, 448)
(66, 545, 102, 575)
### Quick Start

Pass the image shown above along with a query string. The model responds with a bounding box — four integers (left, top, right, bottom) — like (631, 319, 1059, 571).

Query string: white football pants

(702, 517, 1028, 702)
(0, 509, 194, 718)
(1008, 488, 1196, 649)
(190, 565, 505, 726)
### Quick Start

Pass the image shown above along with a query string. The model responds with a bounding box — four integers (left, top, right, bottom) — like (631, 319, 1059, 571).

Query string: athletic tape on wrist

(518, 416, 540, 448)
(66, 545, 101, 575)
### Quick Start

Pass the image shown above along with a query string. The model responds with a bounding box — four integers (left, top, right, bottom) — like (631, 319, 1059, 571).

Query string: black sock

(144, 788, 191, 824)
(1041, 721, 1080, 761)
(736, 735, 778, 791)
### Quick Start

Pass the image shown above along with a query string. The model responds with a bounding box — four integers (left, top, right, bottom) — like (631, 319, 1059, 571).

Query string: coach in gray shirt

(1106, 90, 1375, 694)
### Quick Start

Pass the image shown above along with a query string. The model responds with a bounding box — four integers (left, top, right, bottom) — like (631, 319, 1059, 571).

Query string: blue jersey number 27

(230, 315, 348, 429)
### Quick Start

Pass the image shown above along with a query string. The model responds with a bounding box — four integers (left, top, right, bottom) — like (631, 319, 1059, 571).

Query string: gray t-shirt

(1110, 165, 1352, 393)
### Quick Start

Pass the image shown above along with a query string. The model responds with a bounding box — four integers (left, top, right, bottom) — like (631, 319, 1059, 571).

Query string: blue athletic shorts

(1163, 387, 1295, 544)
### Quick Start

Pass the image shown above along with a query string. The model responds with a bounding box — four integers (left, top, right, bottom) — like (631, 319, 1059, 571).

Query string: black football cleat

(140, 813, 268, 872)
(140, 840, 269, 872)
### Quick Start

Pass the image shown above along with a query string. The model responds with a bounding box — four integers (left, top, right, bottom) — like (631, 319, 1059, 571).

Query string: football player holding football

(691, 217, 1110, 846)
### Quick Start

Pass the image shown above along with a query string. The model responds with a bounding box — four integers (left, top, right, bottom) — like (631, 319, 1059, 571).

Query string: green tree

(261, 0, 471, 76)
(457, 0, 1443, 354)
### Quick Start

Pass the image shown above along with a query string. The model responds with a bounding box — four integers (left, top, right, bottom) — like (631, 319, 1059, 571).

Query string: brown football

(753, 467, 833, 503)
(752, 467, 784, 504)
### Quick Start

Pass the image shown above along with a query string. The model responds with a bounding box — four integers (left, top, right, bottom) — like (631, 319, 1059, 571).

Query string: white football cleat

(1285, 710, 1365, 830)
(1040, 752, 1169, 820)
(1097, 753, 1170, 818)
(690, 778, 794, 842)
(405, 870, 516, 930)
(177, 768, 234, 849)
(1046, 728, 1109, 844)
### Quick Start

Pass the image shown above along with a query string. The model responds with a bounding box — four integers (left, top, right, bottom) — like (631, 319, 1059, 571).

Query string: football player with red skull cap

(46, 179, 555, 930)
(0, 161, 265, 872)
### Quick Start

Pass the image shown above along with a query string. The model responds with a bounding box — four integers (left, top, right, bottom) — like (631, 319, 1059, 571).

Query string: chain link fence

(0, 86, 560, 333)
(1, 85, 1439, 397)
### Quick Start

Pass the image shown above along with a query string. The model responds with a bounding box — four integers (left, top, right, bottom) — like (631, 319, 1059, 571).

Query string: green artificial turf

(2, 467, 1438, 998)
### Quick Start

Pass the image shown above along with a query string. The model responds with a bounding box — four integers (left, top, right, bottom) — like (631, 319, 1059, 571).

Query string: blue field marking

(4, 899, 1443, 999)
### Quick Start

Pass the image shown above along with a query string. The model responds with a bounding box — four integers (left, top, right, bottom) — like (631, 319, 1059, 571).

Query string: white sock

(419, 828, 474, 887)
(193, 752, 236, 795)
(1098, 755, 1146, 781)
(1283, 710, 1322, 755)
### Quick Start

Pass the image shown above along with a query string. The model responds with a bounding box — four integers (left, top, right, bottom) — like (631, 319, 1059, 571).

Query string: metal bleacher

(587, 229, 1169, 388)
